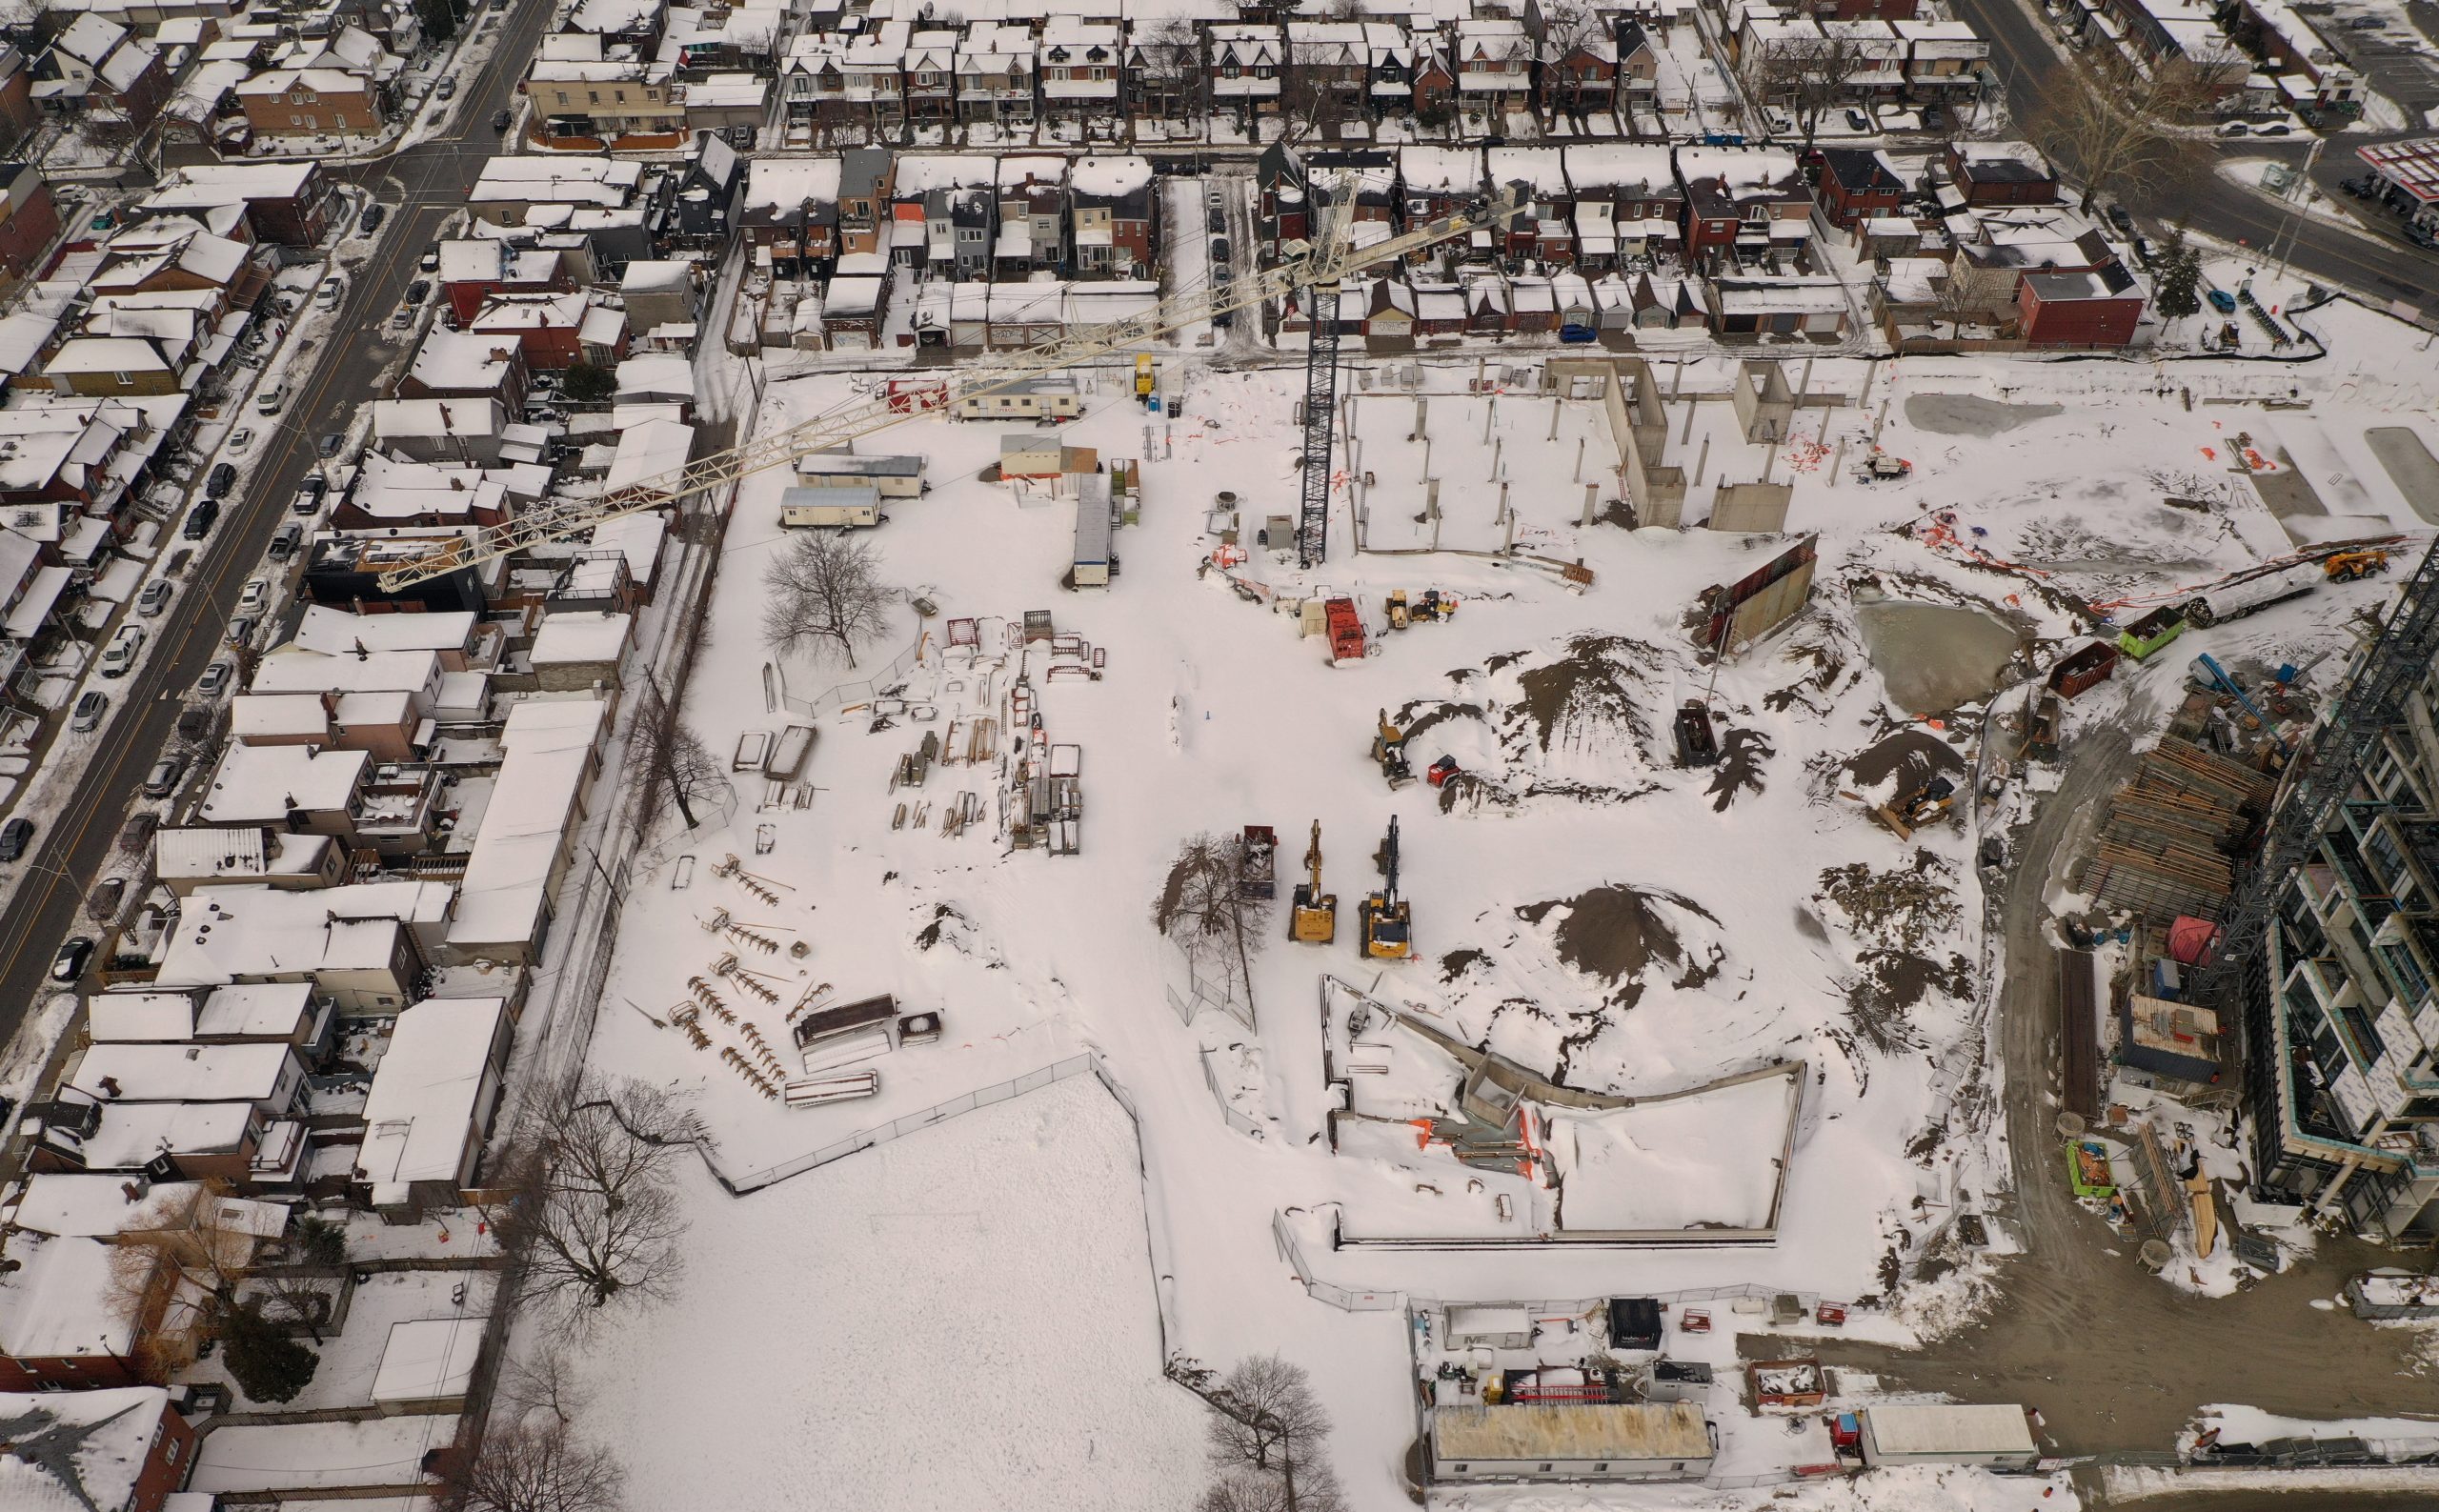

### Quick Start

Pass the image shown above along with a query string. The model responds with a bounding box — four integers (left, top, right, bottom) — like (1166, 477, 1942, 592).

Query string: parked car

(1210, 235, 1231, 263)
(318, 432, 347, 457)
(0, 816, 31, 862)
(141, 755, 186, 798)
(88, 876, 126, 917)
(391, 307, 414, 329)
(98, 624, 144, 677)
(420, 244, 441, 272)
(235, 576, 270, 615)
(1206, 207, 1224, 233)
(71, 689, 108, 733)
(359, 202, 387, 233)
(2219, 121, 2250, 135)
(137, 579, 172, 616)
(256, 382, 288, 414)
(407, 278, 432, 305)
(315, 276, 344, 307)
(1844, 108, 1869, 131)
(492, 107, 513, 131)
(226, 614, 259, 649)
(292, 476, 327, 514)
(268, 523, 305, 562)
(50, 936, 93, 982)
(2207, 288, 2239, 313)
(183, 499, 220, 539)
(228, 428, 253, 451)
(2407, 224, 2439, 250)
(197, 658, 233, 697)
(1211, 261, 1233, 286)
(205, 462, 236, 497)
(2257, 123, 2292, 136)
(2132, 233, 2154, 267)
(2106, 204, 2133, 235)
(435, 76, 457, 99)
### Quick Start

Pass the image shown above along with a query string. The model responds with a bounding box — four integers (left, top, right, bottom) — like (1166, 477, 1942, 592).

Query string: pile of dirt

(1393, 699, 1486, 746)
(1515, 884, 1722, 996)
(1844, 948, 1972, 1054)
(1817, 852, 1960, 954)
(1439, 947, 1490, 984)
(1844, 730, 1965, 797)
(1511, 635, 1661, 756)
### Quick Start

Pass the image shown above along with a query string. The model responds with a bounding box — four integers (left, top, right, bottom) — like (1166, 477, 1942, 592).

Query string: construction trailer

(1854, 1404, 2038, 1470)
(1429, 1402, 1715, 1483)
(795, 453, 926, 497)
(1072, 479, 1115, 589)
(955, 378, 1084, 422)
(779, 483, 884, 529)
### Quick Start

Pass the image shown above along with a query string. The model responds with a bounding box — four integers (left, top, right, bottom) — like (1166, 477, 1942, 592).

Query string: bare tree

(1538, 0, 1612, 127)
(485, 1071, 700, 1331)
(1742, 29, 1875, 151)
(442, 1420, 626, 1512)
(1200, 1356, 1340, 1512)
(1133, 15, 1206, 127)
(496, 1342, 595, 1431)
(1931, 254, 2014, 336)
(760, 530, 895, 670)
(1153, 832, 1267, 1014)
(623, 677, 727, 833)
(106, 1182, 269, 1378)
(2023, 50, 2237, 215)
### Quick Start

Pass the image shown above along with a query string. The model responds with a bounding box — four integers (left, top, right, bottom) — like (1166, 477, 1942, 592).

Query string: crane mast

(373, 189, 1522, 590)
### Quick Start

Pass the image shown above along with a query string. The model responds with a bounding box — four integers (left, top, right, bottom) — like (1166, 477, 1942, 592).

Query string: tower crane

(375, 186, 1523, 591)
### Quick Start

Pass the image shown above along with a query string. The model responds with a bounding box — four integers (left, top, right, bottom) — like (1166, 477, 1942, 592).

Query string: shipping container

(1857, 1404, 2038, 1469)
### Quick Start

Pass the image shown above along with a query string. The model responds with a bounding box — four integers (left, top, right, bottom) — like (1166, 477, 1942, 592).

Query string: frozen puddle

(2367, 427, 2439, 525)
(1854, 595, 2022, 715)
(1904, 393, 2065, 436)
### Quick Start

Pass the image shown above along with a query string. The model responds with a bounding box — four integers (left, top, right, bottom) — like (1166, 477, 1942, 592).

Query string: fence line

(769, 630, 931, 719)
(1199, 1048, 1265, 1141)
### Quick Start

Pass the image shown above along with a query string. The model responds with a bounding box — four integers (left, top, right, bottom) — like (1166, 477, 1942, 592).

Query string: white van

(256, 382, 288, 415)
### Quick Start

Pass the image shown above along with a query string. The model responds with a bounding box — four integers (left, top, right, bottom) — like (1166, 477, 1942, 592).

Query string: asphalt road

(0, 0, 557, 1076)
(1952, 0, 2439, 321)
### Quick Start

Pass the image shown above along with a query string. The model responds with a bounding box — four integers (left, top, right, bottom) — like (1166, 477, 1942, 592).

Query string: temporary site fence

(1199, 1047, 1265, 1141)
(767, 629, 931, 720)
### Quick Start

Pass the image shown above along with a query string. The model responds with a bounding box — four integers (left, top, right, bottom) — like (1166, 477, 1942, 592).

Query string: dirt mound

(1845, 730, 1965, 796)
(1513, 635, 1661, 756)
(1844, 949, 1972, 1054)
(1515, 884, 1721, 991)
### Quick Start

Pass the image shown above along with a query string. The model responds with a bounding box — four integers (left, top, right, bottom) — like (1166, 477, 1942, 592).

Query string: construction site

(511, 191, 2439, 1508)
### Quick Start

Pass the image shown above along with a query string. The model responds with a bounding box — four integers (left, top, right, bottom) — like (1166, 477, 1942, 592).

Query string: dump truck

(1854, 1404, 2038, 1470)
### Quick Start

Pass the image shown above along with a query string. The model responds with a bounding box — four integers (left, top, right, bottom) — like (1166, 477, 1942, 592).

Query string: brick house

(437, 240, 575, 325)
(1208, 24, 1283, 130)
(1562, 143, 1683, 262)
(2018, 263, 2147, 347)
(235, 67, 381, 138)
(837, 147, 893, 256)
(1676, 146, 1813, 269)
(1071, 154, 1156, 276)
(1946, 141, 2057, 206)
(0, 45, 40, 138)
(0, 162, 62, 277)
(1815, 147, 1905, 228)
(34, 16, 170, 129)
(1540, 35, 1620, 124)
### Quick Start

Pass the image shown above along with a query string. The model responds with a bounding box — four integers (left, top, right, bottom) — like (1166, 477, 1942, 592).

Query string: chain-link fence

(769, 632, 931, 720)
(1199, 1048, 1265, 1141)
(708, 1054, 1099, 1193)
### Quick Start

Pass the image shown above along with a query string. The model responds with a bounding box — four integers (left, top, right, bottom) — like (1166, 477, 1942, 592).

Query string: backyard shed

(370, 1315, 489, 1414)
(1431, 1401, 1714, 1482)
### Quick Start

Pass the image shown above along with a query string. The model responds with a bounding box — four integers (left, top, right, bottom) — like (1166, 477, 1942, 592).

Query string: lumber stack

(2086, 738, 2271, 919)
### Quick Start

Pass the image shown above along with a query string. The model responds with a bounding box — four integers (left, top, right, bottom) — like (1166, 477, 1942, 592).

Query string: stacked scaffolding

(2086, 737, 2275, 918)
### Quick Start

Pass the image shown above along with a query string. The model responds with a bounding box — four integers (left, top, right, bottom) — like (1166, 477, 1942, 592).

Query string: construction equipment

(1372, 708, 1415, 789)
(1134, 353, 1156, 402)
(1289, 821, 1337, 944)
(1239, 824, 1278, 900)
(1870, 775, 1957, 840)
(1324, 596, 1366, 662)
(372, 188, 1523, 590)
(1674, 700, 1719, 767)
(1386, 590, 1459, 629)
(2324, 549, 2391, 581)
(1426, 754, 1461, 788)
(1855, 452, 1911, 483)
(1359, 816, 1414, 961)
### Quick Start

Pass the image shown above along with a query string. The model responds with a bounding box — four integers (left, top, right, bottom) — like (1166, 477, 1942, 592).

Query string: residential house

(1613, 18, 1662, 118)
(1039, 18, 1122, 133)
(1562, 143, 1682, 262)
(437, 239, 575, 324)
(235, 67, 382, 138)
(352, 996, 514, 1213)
(656, 135, 741, 252)
(996, 157, 1067, 275)
(1286, 21, 1368, 138)
(1488, 146, 1571, 261)
(140, 161, 336, 246)
(1894, 19, 1987, 105)
(1541, 25, 1620, 126)
(903, 29, 957, 126)
(1815, 147, 1905, 228)
(1399, 144, 1483, 228)
(1452, 17, 1532, 126)
(34, 15, 170, 129)
(0, 1386, 194, 1507)
(1070, 155, 1155, 277)
(566, 0, 669, 51)
(2018, 263, 2147, 347)
(1676, 146, 1813, 269)
(399, 329, 531, 414)
(1362, 22, 1415, 125)
(957, 22, 1037, 131)
(740, 156, 842, 274)
(1256, 139, 1309, 257)
(842, 19, 910, 141)
(1125, 22, 1199, 129)
(0, 163, 62, 279)
(445, 697, 608, 962)
(1946, 141, 2057, 206)
(151, 879, 454, 1013)
(924, 186, 992, 280)
(526, 33, 685, 149)
(1209, 23, 1284, 131)
(0, 45, 36, 139)
(838, 147, 892, 256)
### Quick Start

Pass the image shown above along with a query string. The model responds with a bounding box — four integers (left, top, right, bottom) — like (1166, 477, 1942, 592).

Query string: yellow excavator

(1359, 816, 1413, 961)
(1290, 821, 1337, 943)
(1372, 708, 1415, 789)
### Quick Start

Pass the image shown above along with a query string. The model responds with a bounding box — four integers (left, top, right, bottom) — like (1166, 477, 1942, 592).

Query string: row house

(1452, 17, 1534, 123)
(996, 157, 1066, 275)
(527, 33, 685, 148)
(1285, 21, 1369, 136)
(1539, 27, 1620, 124)
(839, 148, 894, 255)
(741, 157, 844, 274)
(1124, 26, 1199, 127)
(33, 15, 170, 129)
(1893, 20, 1988, 105)
(1209, 24, 1283, 129)
(1562, 144, 1684, 264)
(1945, 140, 2057, 207)
(1814, 147, 1905, 228)
(958, 22, 1038, 130)
(1824, 20, 1908, 98)
(1612, 19, 1663, 115)
(1038, 18, 1122, 133)
(566, 0, 668, 52)
(1364, 23, 1419, 121)
(1677, 146, 1814, 269)
(844, 20, 913, 138)
(2220, 0, 2363, 116)
(1489, 146, 1571, 262)
(904, 30, 957, 126)
(1070, 154, 1157, 276)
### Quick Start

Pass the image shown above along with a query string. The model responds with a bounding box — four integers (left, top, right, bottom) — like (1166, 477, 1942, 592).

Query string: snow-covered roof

(615, 353, 695, 399)
(68, 1041, 295, 1104)
(530, 611, 630, 667)
(372, 398, 504, 441)
(292, 604, 477, 658)
(45, 1099, 255, 1171)
(85, 991, 197, 1043)
(353, 996, 507, 1190)
(197, 742, 367, 824)
(605, 416, 695, 493)
(153, 880, 454, 991)
(370, 1316, 488, 1405)
(743, 156, 841, 214)
(408, 332, 520, 394)
(1398, 145, 1482, 194)
(471, 156, 644, 207)
(1562, 143, 1678, 194)
(0, 1385, 169, 1510)
(446, 699, 608, 951)
(198, 982, 317, 1040)
(0, 1234, 132, 1362)
(1069, 154, 1151, 200)
(2, 1174, 201, 1237)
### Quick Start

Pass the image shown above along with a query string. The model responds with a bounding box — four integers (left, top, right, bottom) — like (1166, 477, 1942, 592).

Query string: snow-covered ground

(558, 293, 2439, 1503)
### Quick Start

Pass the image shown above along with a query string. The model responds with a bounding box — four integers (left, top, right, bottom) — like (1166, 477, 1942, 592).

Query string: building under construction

(2211, 539, 2439, 1239)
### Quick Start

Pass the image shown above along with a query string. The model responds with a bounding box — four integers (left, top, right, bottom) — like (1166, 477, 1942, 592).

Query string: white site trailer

(795, 453, 926, 498)
(1857, 1404, 2039, 1470)
(780, 483, 885, 529)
